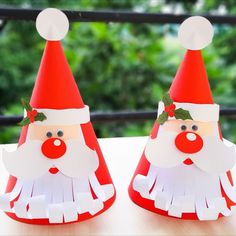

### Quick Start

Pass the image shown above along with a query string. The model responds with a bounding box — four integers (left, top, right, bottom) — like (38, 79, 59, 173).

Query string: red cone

(3, 8, 115, 225)
(129, 16, 236, 221)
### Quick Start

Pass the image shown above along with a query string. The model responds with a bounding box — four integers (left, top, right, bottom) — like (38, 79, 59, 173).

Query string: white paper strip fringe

(133, 164, 234, 220)
(0, 171, 115, 223)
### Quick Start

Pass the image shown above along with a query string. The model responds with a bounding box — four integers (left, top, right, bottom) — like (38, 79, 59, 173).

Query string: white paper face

(145, 120, 236, 174)
(2, 124, 99, 180)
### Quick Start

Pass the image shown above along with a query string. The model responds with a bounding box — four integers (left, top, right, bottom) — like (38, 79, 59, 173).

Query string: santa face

(145, 119, 235, 174)
(0, 124, 115, 223)
(133, 119, 236, 220)
(2, 124, 99, 180)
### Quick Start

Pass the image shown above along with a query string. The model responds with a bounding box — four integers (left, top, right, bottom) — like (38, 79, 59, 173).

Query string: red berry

(29, 116, 35, 123)
(27, 111, 31, 118)
(27, 109, 38, 123)
(169, 103, 176, 110)
(168, 110, 175, 117)
(164, 103, 176, 117)
(164, 105, 171, 112)
(31, 109, 38, 116)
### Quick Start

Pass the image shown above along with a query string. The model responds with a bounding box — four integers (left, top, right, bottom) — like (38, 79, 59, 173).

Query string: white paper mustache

(2, 139, 99, 180)
(145, 131, 236, 174)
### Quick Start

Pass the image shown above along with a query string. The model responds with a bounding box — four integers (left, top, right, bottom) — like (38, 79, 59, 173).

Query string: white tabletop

(0, 136, 236, 236)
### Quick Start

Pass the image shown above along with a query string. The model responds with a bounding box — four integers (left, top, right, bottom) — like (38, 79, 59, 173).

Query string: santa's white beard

(133, 164, 235, 220)
(2, 138, 99, 180)
(0, 171, 114, 223)
(133, 130, 236, 220)
(0, 138, 115, 223)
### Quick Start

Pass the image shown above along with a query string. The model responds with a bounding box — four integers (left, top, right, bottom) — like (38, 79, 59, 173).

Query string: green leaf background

(0, 0, 236, 143)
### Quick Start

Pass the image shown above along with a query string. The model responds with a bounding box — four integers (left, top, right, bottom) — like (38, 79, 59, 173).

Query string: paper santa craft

(128, 16, 236, 221)
(0, 8, 115, 224)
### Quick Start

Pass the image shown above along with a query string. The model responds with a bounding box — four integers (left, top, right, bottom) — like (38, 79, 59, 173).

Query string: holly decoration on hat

(157, 93, 193, 125)
(18, 98, 47, 126)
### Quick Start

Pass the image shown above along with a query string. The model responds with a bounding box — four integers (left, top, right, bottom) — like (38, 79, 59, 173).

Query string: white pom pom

(178, 16, 214, 50)
(36, 8, 69, 41)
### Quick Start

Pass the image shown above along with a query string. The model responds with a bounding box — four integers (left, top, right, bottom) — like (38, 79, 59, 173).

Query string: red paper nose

(175, 131, 203, 154)
(41, 138, 67, 159)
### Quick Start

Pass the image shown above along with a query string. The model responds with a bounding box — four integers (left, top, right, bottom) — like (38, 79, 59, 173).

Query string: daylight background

(0, 0, 236, 143)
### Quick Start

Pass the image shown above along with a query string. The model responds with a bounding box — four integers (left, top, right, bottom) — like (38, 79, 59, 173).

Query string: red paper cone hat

(1, 8, 115, 225)
(129, 16, 236, 221)
(170, 49, 214, 104)
(30, 40, 85, 109)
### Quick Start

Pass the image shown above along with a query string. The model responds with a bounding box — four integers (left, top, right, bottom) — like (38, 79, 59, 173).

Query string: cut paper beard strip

(133, 164, 232, 220)
(165, 166, 195, 218)
(14, 180, 34, 219)
(204, 176, 231, 217)
(89, 173, 115, 202)
(133, 165, 158, 199)
(0, 172, 115, 224)
(220, 172, 236, 204)
(0, 179, 23, 212)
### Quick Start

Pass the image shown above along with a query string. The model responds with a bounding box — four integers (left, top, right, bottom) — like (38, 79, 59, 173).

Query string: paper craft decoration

(0, 8, 115, 225)
(128, 16, 236, 221)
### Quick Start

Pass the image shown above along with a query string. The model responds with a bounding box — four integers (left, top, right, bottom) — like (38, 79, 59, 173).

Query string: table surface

(0, 136, 236, 236)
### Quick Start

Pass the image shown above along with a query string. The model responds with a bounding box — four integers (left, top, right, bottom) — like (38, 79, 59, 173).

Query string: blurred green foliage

(0, 0, 236, 143)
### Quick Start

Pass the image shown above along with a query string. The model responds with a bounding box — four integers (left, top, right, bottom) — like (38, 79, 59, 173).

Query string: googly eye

(192, 125, 198, 131)
(181, 125, 187, 131)
(57, 130, 64, 137)
(46, 131, 52, 138)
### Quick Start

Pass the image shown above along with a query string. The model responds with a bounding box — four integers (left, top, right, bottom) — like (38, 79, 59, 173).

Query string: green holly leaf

(35, 112, 47, 122)
(18, 117, 30, 126)
(162, 93, 173, 106)
(21, 98, 32, 111)
(174, 108, 193, 120)
(157, 111, 168, 125)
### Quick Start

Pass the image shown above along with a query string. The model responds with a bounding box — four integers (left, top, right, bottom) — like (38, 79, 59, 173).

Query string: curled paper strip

(0, 172, 115, 223)
(133, 163, 233, 220)
(0, 180, 23, 212)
